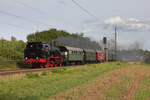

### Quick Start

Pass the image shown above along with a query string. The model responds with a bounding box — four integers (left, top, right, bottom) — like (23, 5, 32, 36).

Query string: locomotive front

(24, 42, 50, 68)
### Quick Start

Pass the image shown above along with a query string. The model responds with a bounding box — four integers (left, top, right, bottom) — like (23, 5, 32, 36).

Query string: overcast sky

(0, 0, 150, 49)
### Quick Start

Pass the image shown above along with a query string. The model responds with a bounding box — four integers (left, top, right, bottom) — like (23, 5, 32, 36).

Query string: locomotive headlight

(65, 52, 67, 56)
(36, 57, 39, 59)
(25, 57, 28, 59)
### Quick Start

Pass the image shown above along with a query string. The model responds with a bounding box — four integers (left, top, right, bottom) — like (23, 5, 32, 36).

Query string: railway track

(0, 65, 83, 76)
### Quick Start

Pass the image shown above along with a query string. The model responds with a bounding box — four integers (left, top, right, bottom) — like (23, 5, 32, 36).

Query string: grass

(135, 77, 150, 100)
(0, 62, 130, 100)
(25, 73, 40, 78)
(104, 74, 133, 100)
(140, 62, 150, 67)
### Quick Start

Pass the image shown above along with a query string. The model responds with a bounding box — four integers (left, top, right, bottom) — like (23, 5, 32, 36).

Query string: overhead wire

(0, 10, 55, 27)
(0, 23, 33, 30)
(71, 0, 99, 20)
(12, 0, 46, 14)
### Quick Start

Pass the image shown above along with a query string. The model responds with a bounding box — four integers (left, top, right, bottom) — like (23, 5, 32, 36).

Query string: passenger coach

(58, 46, 84, 65)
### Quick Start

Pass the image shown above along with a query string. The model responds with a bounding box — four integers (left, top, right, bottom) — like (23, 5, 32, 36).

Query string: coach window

(69, 50, 72, 54)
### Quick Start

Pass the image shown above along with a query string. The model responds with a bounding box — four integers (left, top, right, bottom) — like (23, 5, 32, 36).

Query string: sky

(0, 0, 150, 49)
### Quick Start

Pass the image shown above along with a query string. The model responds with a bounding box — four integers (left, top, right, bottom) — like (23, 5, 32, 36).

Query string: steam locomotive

(24, 42, 107, 68)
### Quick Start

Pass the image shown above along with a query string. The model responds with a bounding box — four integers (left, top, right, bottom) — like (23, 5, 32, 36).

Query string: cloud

(127, 18, 139, 23)
(81, 28, 94, 33)
(103, 16, 150, 32)
(104, 16, 124, 24)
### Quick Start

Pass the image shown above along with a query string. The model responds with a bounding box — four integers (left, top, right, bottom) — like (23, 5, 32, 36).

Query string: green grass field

(0, 62, 130, 100)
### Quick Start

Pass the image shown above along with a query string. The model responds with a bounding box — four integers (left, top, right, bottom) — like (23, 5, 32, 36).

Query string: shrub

(51, 68, 67, 73)
(26, 73, 40, 78)
(41, 72, 47, 76)
(117, 62, 121, 65)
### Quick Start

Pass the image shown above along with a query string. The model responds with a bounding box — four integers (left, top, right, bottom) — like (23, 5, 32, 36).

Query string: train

(24, 42, 113, 68)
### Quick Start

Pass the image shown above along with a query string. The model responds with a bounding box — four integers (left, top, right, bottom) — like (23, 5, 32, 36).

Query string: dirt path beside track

(50, 65, 150, 100)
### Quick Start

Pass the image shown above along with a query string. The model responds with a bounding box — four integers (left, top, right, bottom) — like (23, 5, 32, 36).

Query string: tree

(11, 36, 17, 41)
(27, 28, 70, 43)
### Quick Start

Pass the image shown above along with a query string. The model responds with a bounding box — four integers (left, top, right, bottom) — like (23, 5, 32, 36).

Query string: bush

(117, 63, 121, 65)
(26, 73, 40, 78)
(51, 68, 67, 73)
(41, 72, 47, 76)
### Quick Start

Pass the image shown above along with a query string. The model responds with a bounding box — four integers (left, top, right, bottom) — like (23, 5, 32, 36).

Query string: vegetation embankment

(0, 62, 130, 100)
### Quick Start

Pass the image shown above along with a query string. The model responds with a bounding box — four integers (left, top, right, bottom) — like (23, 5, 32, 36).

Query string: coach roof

(84, 49, 95, 52)
(65, 46, 83, 51)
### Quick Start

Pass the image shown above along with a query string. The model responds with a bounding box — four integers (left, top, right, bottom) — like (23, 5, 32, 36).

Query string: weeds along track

(0, 65, 83, 76)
